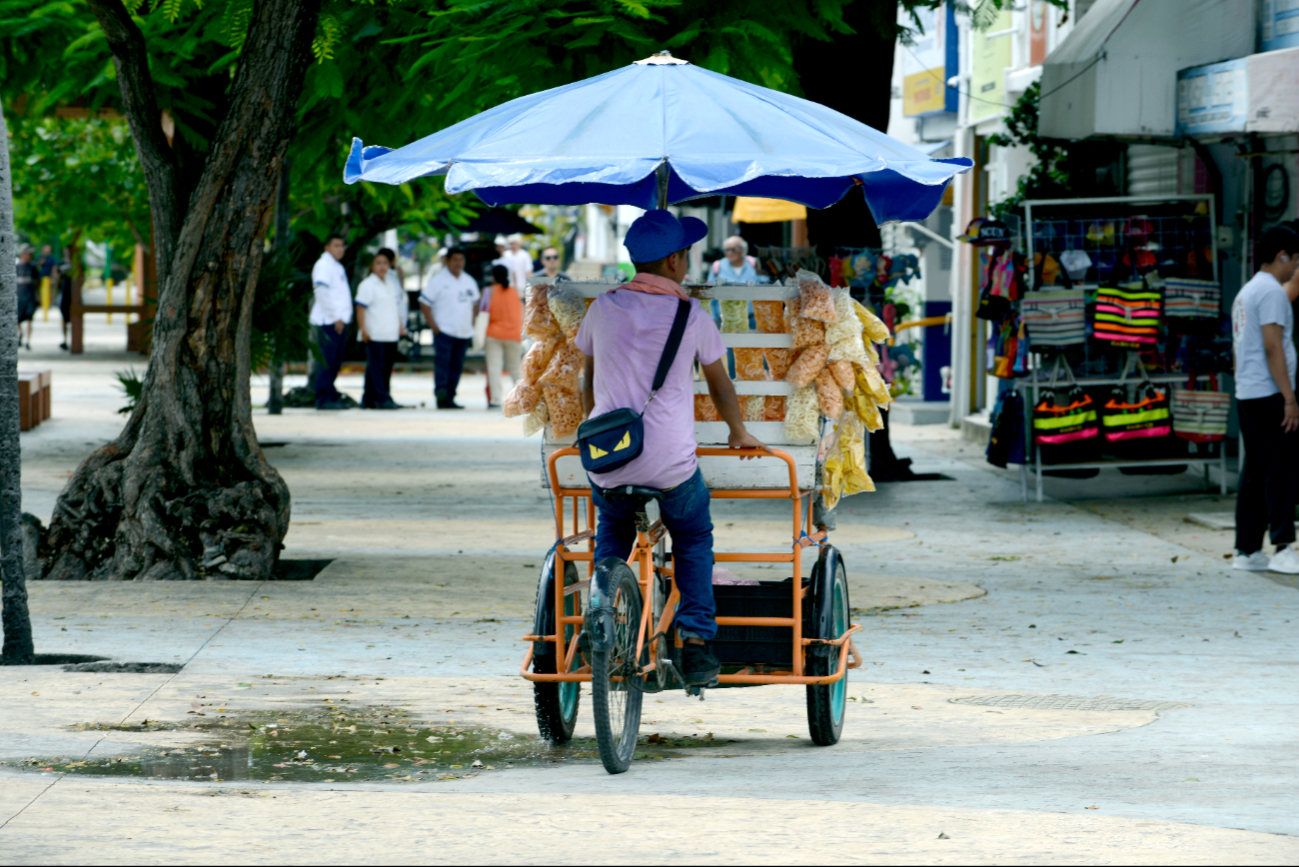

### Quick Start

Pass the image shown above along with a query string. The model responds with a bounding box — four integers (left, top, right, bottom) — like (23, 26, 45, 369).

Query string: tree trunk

(0, 100, 34, 660)
(793, 0, 899, 252)
(43, 0, 321, 581)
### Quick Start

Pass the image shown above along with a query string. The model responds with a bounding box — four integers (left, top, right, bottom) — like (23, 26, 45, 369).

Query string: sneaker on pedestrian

(1233, 550, 1270, 571)
(1268, 546, 1299, 574)
(316, 399, 348, 411)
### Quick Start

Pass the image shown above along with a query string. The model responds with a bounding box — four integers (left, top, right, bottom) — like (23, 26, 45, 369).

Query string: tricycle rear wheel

(532, 553, 581, 744)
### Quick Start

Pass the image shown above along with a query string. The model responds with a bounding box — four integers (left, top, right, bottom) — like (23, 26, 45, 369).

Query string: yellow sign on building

(904, 68, 947, 116)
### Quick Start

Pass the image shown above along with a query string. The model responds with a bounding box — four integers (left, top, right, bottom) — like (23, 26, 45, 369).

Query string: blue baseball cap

(623, 209, 709, 264)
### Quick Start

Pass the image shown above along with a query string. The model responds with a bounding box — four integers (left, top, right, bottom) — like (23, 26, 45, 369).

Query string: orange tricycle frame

(519, 446, 862, 687)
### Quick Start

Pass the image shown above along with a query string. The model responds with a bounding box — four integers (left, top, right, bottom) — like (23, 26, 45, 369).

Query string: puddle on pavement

(9, 705, 732, 784)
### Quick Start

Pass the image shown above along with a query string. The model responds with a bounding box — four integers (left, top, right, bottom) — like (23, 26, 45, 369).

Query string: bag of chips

(523, 399, 548, 437)
(786, 343, 830, 388)
(859, 365, 892, 407)
(720, 299, 749, 333)
(547, 285, 587, 339)
(826, 360, 855, 391)
(853, 298, 890, 343)
(521, 335, 561, 385)
(694, 393, 722, 422)
(502, 382, 538, 418)
(827, 333, 869, 365)
(523, 285, 560, 339)
(733, 347, 767, 381)
(764, 395, 786, 421)
(543, 384, 583, 438)
(742, 394, 766, 422)
(824, 292, 862, 344)
(784, 385, 821, 440)
(765, 348, 793, 381)
(791, 317, 826, 350)
(797, 270, 837, 322)
(753, 300, 786, 334)
(537, 340, 584, 392)
(814, 369, 843, 420)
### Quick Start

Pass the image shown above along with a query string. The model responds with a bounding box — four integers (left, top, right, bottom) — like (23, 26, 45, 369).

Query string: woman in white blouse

(355, 249, 409, 409)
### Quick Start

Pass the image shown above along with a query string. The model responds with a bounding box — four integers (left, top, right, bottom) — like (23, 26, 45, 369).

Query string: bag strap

(644, 298, 692, 412)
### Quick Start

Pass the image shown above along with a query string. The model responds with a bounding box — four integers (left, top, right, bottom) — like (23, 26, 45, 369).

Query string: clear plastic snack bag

(742, 393, 766, 422)
(814, 369, 843, 420)
(784, 385, 821, 440)
(523, 284, 560, 339)
(523, 398, 549, 437)
(542, 384, 583, 438)
(764, 395, 786, 421)
(827, 360, 855, 391)
(765, 348, 793, 381)
(536, 340, 584, 392)
(786, 342, 830, 388)
(827, 332, 869, 365)
(753, 300, 786, 334)
(547, 285, 587, 339)
(521, 334, 561, 384)
(694, 393, 722, 422)
(719, 299, 749, 334)
(824, 291, 862, 344)
(852, 298, 890, 343)
(796, 269, 837, 322)
(733, 348, 767, 381)
(790, 317, 826, 350)
(502, 382, 538, 418)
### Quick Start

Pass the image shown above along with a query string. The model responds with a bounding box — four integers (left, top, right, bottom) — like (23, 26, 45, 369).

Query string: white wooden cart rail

(540, 281, 820, 491)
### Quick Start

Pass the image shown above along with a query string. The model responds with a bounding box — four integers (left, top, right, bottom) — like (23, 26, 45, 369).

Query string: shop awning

(1039, 0, 1253, 140)
(1176, 47, 1299, 136)
(733, 197, 808, 224)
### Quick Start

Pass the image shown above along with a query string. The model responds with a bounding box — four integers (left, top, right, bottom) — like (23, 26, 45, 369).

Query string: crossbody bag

(576, 297, 691, 474)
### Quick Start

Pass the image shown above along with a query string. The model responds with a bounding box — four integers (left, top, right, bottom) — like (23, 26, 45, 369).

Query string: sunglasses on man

(542, 254, 560, 260)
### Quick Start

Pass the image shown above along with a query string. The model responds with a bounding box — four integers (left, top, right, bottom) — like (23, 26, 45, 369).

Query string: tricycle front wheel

(806, 551, 849, 745)
(588, 559, 645, 774)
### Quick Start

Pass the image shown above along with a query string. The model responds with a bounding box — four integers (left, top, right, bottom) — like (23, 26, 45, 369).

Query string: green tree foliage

(986, 80, 1071, 217)
(7, 116, 148, 254)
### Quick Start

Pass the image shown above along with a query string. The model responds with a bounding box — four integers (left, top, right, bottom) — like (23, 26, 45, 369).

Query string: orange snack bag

(694, 393, 721, 422)
(796, 270, 837, 322)
(502, 382, 538, 418)
(827, 360, 855, 391)
(521, 335, 561, 384)
(786, 343, 830, 388)
(537, 340, 585, 392)
(790, 317, 825, 350)
(765, 348, 794, 381)
(763, 395, 786, 421)
(814, 369, 843, 420)
(523, 285, 560, 339)
(753, 300, 786, 334)
(733, 348, 767, 381)
(542, 384, 583, 438)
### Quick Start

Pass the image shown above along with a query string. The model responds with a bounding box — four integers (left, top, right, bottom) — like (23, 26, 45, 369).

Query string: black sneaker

(681, 642, 721, 687)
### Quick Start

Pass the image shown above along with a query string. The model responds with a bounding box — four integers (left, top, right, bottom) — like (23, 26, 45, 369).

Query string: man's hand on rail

(727, 429, 771, 459)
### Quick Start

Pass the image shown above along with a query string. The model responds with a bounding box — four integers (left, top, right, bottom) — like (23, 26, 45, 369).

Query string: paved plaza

(1, 317, 1297, 864)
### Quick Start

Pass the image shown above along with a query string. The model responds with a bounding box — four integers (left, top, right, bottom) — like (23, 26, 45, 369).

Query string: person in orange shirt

(482, 264, 523, 408)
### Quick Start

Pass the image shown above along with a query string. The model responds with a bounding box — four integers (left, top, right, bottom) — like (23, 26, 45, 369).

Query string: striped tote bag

(1022, 287, 1087, 347)
(1092, 277, 1162, 348)
(1101, 383, 1172, 443)
(1164, 277, 1220, 320)
(1032, 358, 1100, 465)
(1171, 380, 1230, 443)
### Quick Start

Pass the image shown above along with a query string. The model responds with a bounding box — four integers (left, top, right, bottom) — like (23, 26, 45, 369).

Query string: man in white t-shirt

(498, 234, 533, 292)
(1231, 224, 1299, 573)
(418, 247, 480, 409)
(310, 234, 353, 410)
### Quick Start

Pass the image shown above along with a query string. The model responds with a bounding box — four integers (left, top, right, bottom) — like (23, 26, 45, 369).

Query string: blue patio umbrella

(345, 53, 970, 222)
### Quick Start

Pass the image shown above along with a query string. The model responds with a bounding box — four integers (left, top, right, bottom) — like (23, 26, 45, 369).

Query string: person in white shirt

(310, 234, 353, 410)
(418, 247, 480, 409)
(1231, 223, 1299, 574)
(355, 248, 408, 410)
(499, 234, 533, 293)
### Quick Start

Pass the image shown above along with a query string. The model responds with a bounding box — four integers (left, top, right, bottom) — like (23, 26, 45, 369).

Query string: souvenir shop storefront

(971, 195, 1233, 502)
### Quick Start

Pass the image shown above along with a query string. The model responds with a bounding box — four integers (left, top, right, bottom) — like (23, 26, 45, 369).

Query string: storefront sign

(902, 3, 958, 117)
(1029, 0, 1049, 67)
(1177, 58, 1248, 136)
(969, 8, 1012, 123)
(1261, 0, 1299, 52)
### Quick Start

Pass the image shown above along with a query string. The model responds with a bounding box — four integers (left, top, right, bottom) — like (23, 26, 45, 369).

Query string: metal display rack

(1015, 195, 1227, 502)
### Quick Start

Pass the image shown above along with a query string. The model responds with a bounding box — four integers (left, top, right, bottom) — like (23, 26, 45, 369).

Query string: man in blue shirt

(1231, 224, 1299, 573)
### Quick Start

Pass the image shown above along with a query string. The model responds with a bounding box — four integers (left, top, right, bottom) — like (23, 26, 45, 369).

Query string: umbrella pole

(656, 161, 669, 210)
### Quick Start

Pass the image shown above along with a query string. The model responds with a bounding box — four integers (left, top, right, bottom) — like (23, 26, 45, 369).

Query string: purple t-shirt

(574, 286, 726, 490)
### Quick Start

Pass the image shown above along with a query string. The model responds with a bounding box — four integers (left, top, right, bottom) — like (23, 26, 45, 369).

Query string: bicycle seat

(602, 485, 666, 507)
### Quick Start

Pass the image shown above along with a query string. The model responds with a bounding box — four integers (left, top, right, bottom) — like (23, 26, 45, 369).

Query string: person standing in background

(531, 246, 571, 284)
(481, 264, 523, 408)
(310, 234, 353, 410)
(711, 235, 758, 284)
(499, 234, 533, 294)
(419, 247, 480, 409)
(1231, 224, 1299, 574)
(37, 244, 57, 321)
(355, 249, 407, 410)
(15, 245, 37, 350)
(57, 259, 72, 351)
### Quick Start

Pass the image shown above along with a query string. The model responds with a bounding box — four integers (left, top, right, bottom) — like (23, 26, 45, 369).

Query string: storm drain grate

(949, 694, 1188, 712)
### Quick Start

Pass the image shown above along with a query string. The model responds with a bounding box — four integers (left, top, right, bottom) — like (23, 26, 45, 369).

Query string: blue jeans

(315, 324, 347, 406)
(591, 468, 716, 640)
